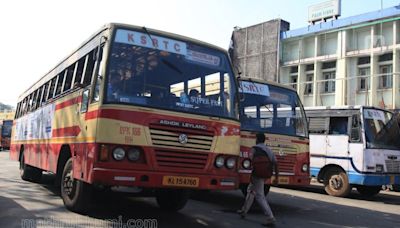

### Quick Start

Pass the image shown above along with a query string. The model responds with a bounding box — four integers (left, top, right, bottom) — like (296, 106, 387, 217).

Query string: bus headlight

(112, 147, 126, 161)
(376, 164, 384, 173)
(226, 157, 236, 169)
(215, 156, 225, 168)
(242, 159, 251, 169)
(302, 164, 309, 172)
(127, 148, 141, 161)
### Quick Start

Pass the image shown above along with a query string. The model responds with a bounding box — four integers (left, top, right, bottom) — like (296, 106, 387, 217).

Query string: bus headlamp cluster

(214, 156, 236, 169)
(226, 157, 236, 169)
(111, 146, 142, 162)
(112, 147, 126, 161)
(242, 159, 251, 169)
(302, 163, 309, 172)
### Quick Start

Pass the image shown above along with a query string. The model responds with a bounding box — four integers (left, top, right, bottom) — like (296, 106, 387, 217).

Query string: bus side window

(329, 117, 348, 135)
(80, 89, 90, 113)
(92, 45, 104, 102)
(350, 114, 361, 142)
(308, 117, 328, 134)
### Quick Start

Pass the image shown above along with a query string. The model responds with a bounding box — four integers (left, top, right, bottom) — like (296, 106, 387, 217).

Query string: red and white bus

(10, 23, 240, 212)
(0, 119, 12, 150)
(237, 78, 310, 195)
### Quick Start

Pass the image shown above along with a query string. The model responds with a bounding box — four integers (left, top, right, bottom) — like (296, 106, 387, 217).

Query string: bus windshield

(239, 81, 307, 137)
(105, 28, 237, 119)
(1, 120, 12, 137)
(363, 108, 400, 150)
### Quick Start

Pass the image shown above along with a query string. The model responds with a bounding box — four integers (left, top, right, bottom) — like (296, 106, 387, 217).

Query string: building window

(358, 67, 370, 91)
(323, 71, 335, 93)
(304, 73, 313, 95)
(290, 74, 298, 90)
(379, 65, 392, 89)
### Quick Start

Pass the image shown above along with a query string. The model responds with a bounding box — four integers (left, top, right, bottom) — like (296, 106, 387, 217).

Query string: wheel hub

(329, 174, 343, 190)
(63, 170, 75, 196)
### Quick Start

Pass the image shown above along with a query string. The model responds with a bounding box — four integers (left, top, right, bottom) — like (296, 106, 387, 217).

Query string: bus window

(329, 117, 348, 135)
(63, 66, 74, 92)
(83, 52, 95, 86)
(92, 45, 104, 102)
(55, 72, 65, 96)
(48, 77, 57, 100)
(74, 58, 85, 86)
(350, 114, 361, 142)
(41, 82, 49, 104)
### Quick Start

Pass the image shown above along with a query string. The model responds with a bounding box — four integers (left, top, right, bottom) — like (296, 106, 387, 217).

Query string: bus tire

(155, 189, 189, 211)
(323, 169, 351, 197)
(19, 152, 42, 182)
(356, 186, 381, 197)
(61, 158, 92, 213)
(240, 184, 270, 197)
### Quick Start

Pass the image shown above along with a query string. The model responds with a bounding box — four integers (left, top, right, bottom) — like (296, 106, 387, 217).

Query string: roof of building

(282, 5, 400, 39)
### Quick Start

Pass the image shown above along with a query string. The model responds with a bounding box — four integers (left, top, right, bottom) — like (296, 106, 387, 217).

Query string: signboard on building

(308, 0, 341, 23)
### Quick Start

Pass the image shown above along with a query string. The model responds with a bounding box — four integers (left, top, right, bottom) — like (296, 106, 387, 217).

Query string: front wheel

(356, 186, 381, 197)
(20, 152, 42, 182)
(323, 169, 351, 197)
(60, 158, 92, 213)
(155, 189, 189, 211)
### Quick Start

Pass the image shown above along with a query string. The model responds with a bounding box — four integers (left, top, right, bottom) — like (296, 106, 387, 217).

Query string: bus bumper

(349, 172, 400, 186)
(238, 172, 310, 186)
(91, 168, 238, 190)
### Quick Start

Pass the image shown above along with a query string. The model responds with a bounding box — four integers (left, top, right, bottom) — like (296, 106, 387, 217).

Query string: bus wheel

(155, 189, 189, 211)
(356, 186, 381, 197)
(61, 158, 92, 213)
(323, 169, 351, 197)
(19, 152, 42, 182)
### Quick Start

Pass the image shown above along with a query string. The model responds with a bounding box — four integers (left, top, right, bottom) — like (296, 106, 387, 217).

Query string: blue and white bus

(306, 106, 400, 197)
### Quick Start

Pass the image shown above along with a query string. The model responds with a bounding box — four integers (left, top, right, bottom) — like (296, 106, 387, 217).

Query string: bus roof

(238, 77, 296, 92)
(17, 23, 230, 102)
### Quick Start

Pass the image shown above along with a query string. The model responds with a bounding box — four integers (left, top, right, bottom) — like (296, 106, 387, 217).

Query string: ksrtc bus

(11, 23, 240, 212)
(307, 106, 400, 197)
(0, 120, 12, 150)
(238, 78, 310, 195)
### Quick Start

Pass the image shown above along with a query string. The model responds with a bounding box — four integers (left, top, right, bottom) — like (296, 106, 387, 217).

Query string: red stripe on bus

(291, 140, 309, 145)
(52, 126, 81, 137)
(55, 96, 82, 110)
(85, 110, 100, 120)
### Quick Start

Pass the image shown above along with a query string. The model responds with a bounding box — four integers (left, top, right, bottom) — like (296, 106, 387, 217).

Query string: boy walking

(238, 132, 279, 226)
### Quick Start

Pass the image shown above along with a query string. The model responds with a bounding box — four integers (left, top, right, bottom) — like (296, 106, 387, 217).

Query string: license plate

(278, 177, 289, 184)
(271, 176, 289, 184)
(162, 176, 199, 187)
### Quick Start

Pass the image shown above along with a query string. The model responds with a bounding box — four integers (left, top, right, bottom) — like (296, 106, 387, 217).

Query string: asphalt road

(0, 150, 399, 228)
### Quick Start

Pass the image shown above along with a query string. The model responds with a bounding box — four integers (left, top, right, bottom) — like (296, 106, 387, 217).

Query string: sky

(0, 0, 399, 107)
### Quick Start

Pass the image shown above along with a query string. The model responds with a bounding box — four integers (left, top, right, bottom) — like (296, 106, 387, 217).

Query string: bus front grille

(154, 149, 209, 169)
(149, 124, 214, 151)
(385, 160, 400, 173)
(269, 146, 298, 173)
(276, 155, 297, 173)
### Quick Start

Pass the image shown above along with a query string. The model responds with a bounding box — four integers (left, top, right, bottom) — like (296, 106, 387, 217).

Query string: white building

(280, 5, 400, 110)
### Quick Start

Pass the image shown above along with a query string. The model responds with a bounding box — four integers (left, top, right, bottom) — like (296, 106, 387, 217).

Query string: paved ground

(1, 150, 399, 228)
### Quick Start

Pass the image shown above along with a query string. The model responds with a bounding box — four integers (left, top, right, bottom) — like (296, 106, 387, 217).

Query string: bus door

(309, 117, 329, 171)
(348, 114, 363, 174)
(326, 117, 350, 171)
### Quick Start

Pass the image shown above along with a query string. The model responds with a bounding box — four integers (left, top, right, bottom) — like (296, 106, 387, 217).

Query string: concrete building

(229, 19, 289, 81)
(230, 5, 400, 110)
(280, 5, 400, 110)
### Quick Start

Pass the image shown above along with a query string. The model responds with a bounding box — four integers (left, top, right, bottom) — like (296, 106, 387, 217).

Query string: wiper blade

(162, 59, 183, 74)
